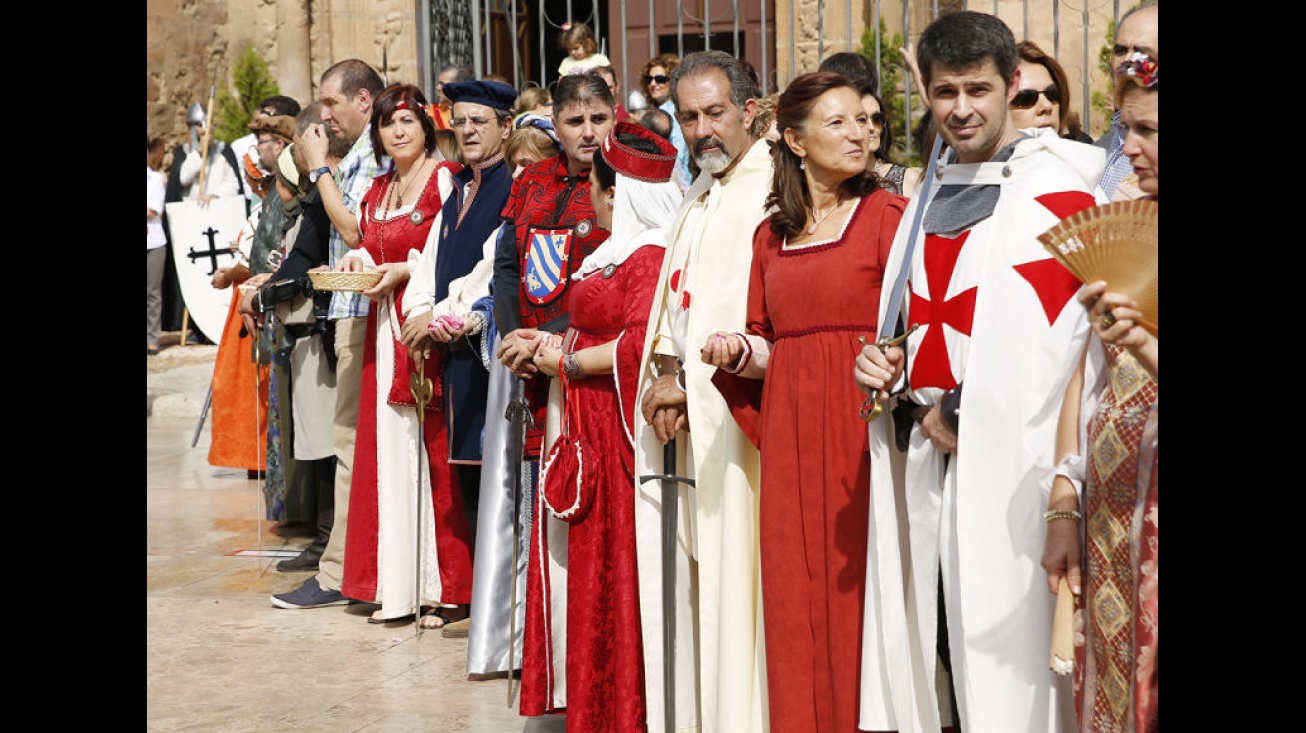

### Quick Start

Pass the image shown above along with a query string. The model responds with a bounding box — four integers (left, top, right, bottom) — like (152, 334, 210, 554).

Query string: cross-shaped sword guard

(638, 471, 696, 488)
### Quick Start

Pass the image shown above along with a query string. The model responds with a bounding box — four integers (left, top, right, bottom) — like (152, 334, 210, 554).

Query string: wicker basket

(308, 271, 383, 292)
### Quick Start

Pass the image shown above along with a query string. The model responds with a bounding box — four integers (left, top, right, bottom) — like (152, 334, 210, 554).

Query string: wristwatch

(308, 166, 332, 184)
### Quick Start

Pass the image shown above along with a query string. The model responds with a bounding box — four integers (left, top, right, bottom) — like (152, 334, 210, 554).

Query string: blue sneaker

(270, 577, 349, 609)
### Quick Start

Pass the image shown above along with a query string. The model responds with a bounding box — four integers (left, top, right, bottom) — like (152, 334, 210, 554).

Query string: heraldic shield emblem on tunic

(525, 227, 573, 305)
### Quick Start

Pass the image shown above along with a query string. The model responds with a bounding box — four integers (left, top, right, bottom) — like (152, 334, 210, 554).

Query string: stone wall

(146, 0, 421, 169)
(147, 0, 1121, 163)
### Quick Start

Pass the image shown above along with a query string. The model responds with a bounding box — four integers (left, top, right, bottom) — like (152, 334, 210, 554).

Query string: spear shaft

(196, 72, 217, 197)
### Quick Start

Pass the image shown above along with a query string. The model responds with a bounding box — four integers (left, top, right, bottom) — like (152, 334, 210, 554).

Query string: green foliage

(213, 46, 281, 144)
(858, 19, 924, 167)
(1092, 17, 1118, 123)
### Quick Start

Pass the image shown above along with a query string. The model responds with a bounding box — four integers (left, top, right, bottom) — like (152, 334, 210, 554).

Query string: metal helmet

(186, 102, 206, 126)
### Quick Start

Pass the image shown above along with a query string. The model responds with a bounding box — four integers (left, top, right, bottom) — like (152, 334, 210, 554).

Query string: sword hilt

(857, 323, 920, 423)
(638, 472, 696, 488)
(504, 396, 535, 430)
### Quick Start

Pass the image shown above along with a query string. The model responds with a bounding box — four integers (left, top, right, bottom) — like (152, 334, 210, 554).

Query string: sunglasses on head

(643, 74, 671, 85)
(1011, 84, 1061, 109)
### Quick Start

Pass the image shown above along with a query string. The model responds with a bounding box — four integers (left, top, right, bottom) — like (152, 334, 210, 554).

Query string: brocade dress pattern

(519, 244, 663, 732)
(1075, 344, 1159, 733)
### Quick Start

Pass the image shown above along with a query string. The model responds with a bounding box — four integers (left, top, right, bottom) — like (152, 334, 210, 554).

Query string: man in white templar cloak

(853, 11, 1104, 733)
(633, 50, 772, 733)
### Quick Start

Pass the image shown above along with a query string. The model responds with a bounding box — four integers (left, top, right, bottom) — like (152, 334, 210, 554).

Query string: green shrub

(213, 46, 281, 144)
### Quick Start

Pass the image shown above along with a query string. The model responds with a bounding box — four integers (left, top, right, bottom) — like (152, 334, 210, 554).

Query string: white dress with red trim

(341, 162, 475, 618)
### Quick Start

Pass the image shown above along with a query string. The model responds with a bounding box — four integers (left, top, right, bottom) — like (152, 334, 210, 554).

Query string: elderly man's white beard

(693, 140, 733, 174)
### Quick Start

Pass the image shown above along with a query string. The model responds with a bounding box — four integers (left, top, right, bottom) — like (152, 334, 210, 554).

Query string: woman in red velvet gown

(524, 121, 683, 731)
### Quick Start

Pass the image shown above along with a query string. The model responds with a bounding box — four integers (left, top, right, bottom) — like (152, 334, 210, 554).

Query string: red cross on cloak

(670, 267, 690, 309)
(1013, 190, 1101, 324)
(908, 231, 976, 391)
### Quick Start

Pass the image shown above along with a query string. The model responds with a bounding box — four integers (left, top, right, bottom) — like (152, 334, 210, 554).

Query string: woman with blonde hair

(1043, 49, 1158, 733)
(639, 52, 690, 187)
(514, 85, 552, 117)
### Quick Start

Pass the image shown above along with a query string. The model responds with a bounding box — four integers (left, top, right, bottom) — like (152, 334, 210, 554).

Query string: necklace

(808, 198, 841, 234)
(377, 158, 429, 263)
(387, 158, 428, 224)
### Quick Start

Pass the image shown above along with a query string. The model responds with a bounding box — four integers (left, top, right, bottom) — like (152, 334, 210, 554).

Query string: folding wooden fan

(1038, 199, 1158, 335)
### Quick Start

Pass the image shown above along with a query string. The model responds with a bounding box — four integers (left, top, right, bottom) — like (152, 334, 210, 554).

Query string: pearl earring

(799, 160, 805, 170)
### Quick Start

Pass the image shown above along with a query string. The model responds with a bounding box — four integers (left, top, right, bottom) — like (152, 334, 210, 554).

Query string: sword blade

(191, 381, 214, 448)
(659, 439, 678, 730)
(505, 376, 528, 707)
(412, 351, 427, 641)
(879, 133, 945, 338)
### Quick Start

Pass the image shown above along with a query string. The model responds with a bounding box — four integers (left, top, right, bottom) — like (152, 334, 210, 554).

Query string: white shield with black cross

(165, 196, 247, 345)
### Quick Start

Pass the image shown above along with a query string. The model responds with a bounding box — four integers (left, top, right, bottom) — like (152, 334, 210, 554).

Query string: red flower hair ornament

(1122, 51, 1158, 88)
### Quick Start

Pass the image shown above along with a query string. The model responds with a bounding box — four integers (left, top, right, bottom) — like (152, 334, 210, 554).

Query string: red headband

(394, 98, 431, 119)
(602, 120, 678, 183)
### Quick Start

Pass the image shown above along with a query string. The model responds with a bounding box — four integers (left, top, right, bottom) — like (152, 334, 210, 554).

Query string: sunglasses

(643, 74, 671, 85)
(870, 112, 887, 127)
(1011, 84, 1061, 109)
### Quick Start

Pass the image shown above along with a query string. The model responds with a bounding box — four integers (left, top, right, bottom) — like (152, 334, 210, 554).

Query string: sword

(860, 133, 945, 422)
(503, 376, 534, 707)
(410, 350, 435, 640)
(251, 314, 265, 569)
(191, 381, 214, 447)
(639, 434, 696, 731)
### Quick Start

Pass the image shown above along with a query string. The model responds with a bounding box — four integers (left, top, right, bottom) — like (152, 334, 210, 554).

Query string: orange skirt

(207, 294, 270, 470)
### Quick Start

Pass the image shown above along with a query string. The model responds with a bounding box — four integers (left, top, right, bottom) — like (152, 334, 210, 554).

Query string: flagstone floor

(146, 341, 566, 732)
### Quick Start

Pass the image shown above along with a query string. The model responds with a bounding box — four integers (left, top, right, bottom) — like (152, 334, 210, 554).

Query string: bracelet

(562, 352, 588, 380)
(464, 311, 487, 336)
(726, 333, 753, 374)
(675, 363, 687, 392)
(1043, 509, 1083, 523)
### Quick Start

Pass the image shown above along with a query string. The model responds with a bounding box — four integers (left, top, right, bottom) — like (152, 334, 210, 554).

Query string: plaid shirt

(1094, 112, 1132, 202)
(327, 124, 391, 320)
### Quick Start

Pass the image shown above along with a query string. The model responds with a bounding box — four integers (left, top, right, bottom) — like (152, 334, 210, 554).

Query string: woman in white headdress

(524, 120, 683, 730)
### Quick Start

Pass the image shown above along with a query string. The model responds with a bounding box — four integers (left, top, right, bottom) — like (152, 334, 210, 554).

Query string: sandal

(368, 607, 423, 625)
(419, 604, 470, 630)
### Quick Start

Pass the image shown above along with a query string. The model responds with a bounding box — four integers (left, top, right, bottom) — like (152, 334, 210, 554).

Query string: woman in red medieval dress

(702, 73, 907, 733)
(524, 121, 683, 731)
(339, 84, 475, 628)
